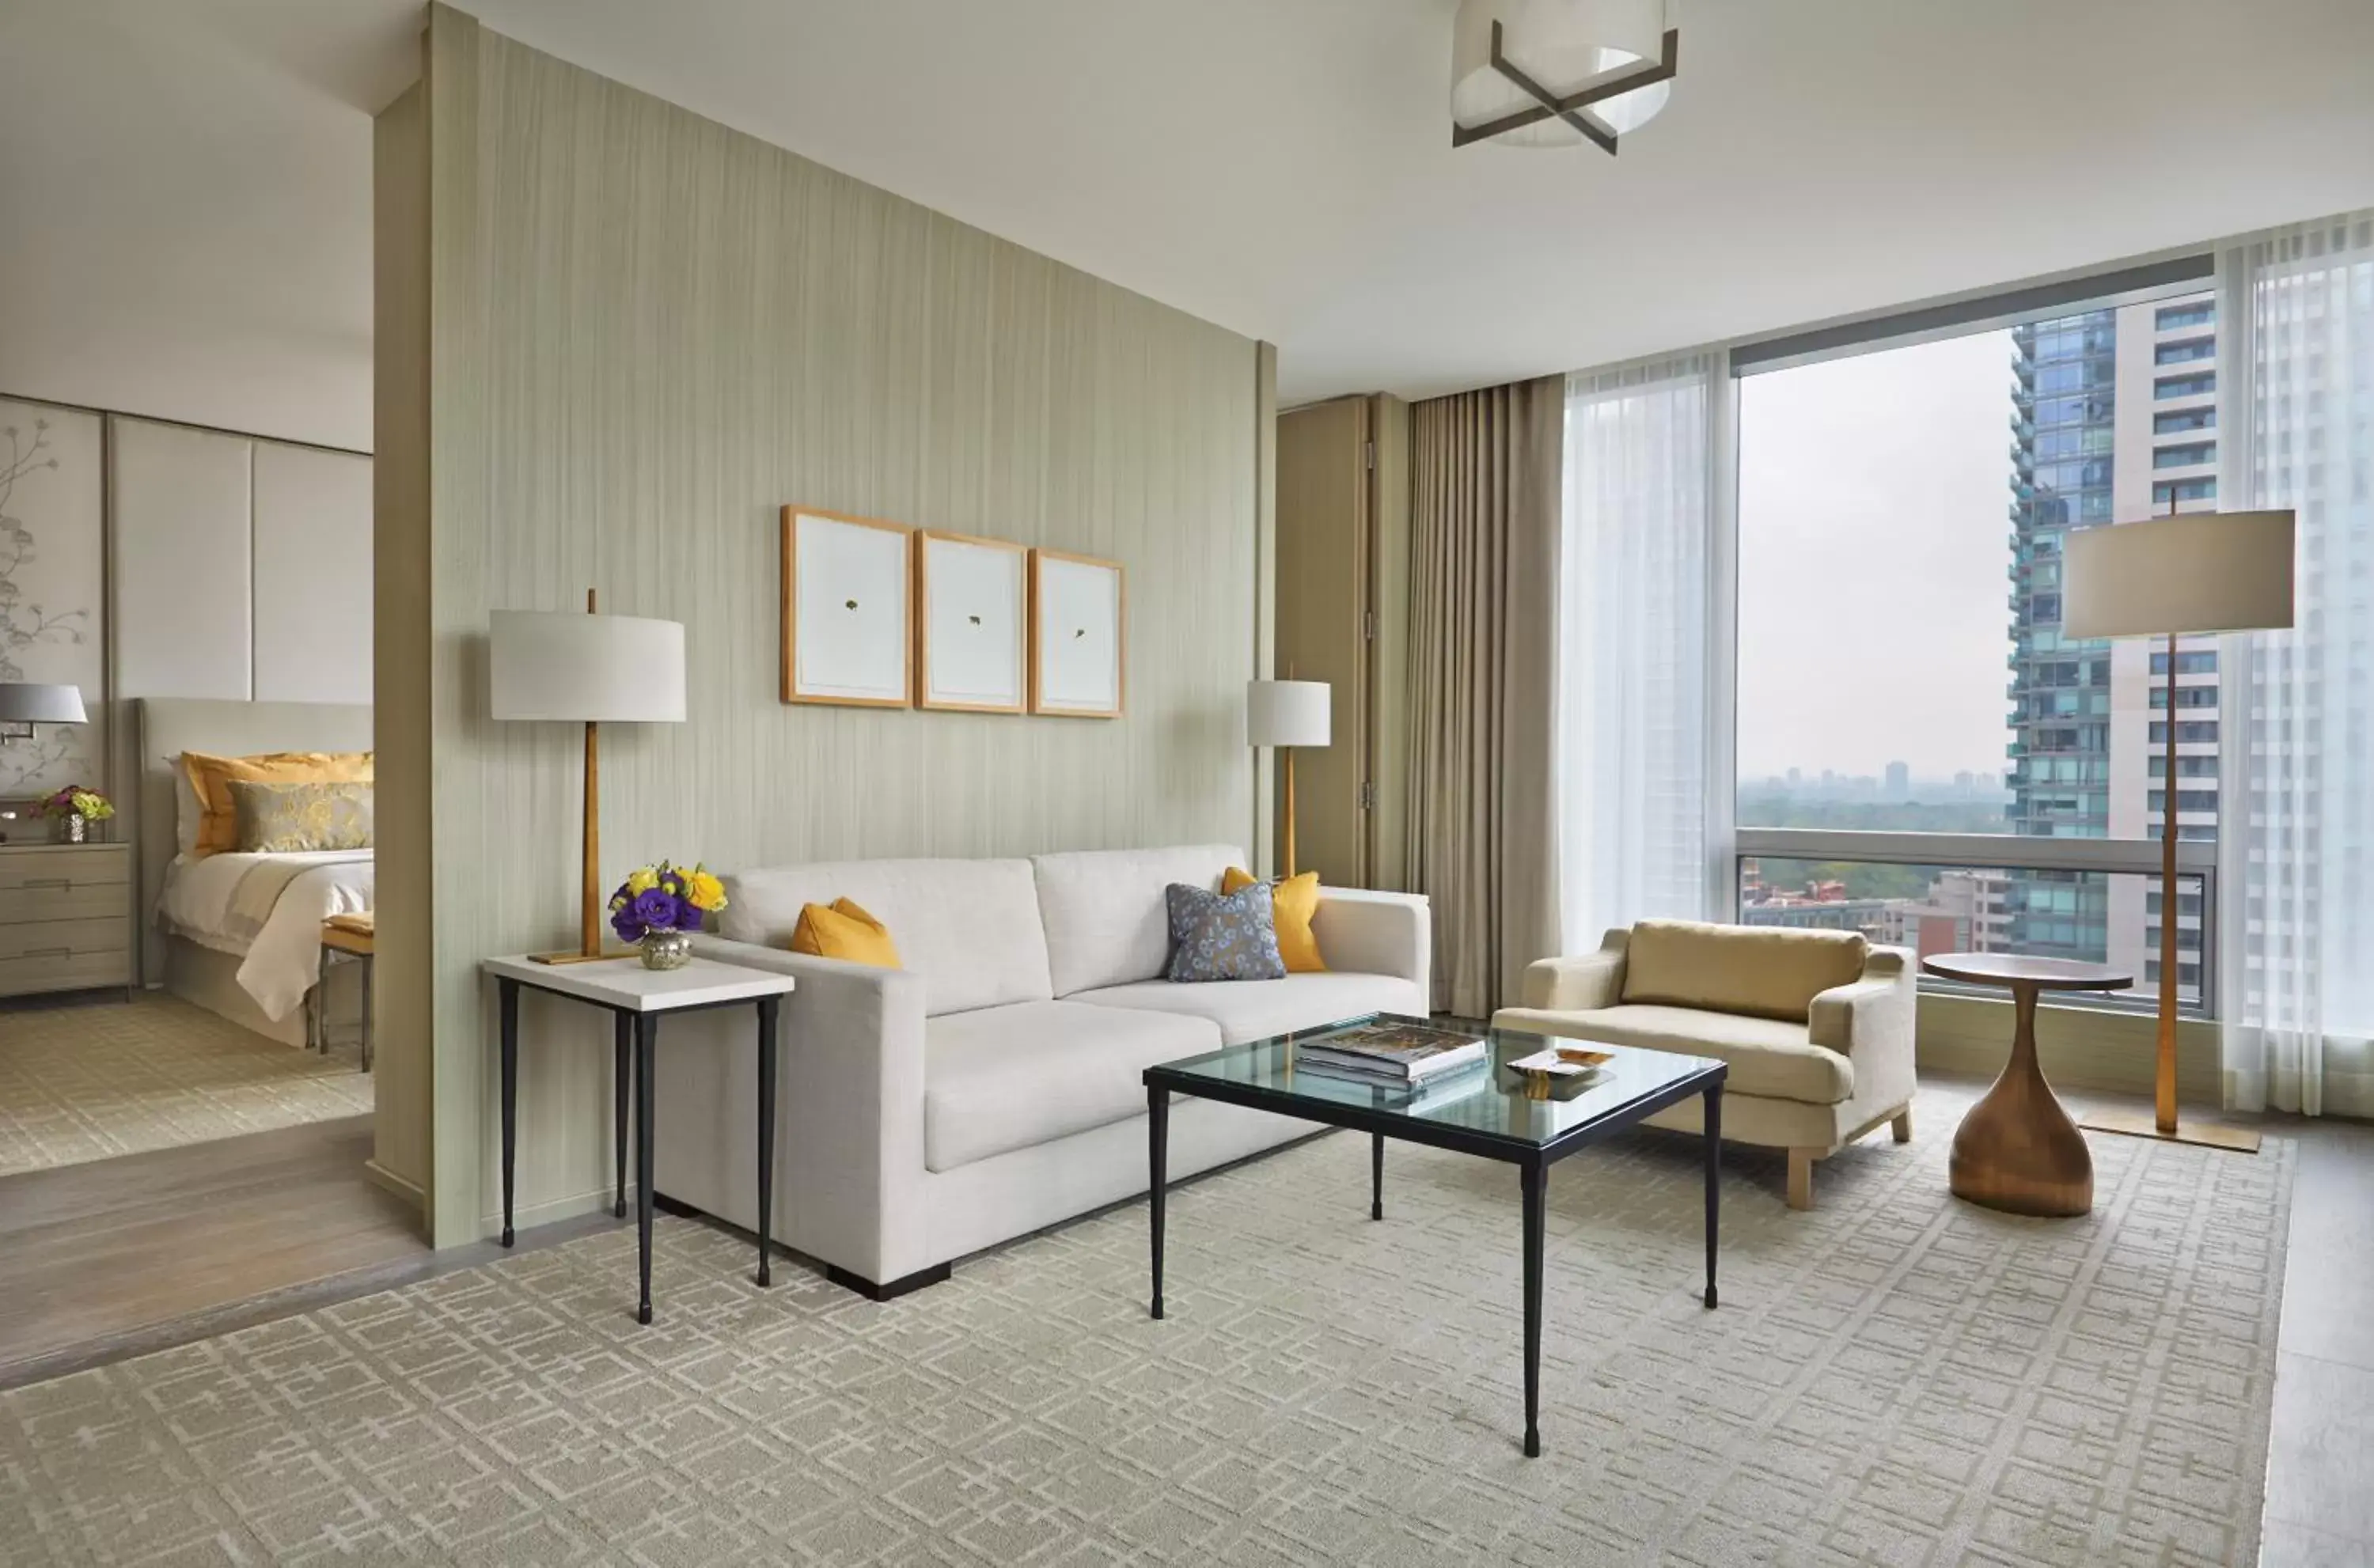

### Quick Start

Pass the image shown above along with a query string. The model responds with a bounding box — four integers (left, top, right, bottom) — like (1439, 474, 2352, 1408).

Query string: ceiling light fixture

(1451, 0, 1679, 153)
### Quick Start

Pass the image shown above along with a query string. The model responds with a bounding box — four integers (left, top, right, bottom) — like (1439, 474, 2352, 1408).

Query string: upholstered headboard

(133, 697, 374, 985)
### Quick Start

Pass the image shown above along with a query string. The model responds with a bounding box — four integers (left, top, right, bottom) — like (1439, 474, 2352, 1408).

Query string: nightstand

(0, 841, 134, 1002)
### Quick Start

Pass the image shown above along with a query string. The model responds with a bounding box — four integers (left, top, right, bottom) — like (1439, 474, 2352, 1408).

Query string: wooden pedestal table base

(1921, 953, 2133, 1219)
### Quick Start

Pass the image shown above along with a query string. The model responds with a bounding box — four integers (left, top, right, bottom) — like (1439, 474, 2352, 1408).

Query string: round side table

(1921, 953, 2132, 1218)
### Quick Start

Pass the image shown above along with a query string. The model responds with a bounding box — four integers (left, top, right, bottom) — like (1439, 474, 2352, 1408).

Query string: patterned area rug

(0, 995, 372, 1176)
(0, 1086, 2289, 1566)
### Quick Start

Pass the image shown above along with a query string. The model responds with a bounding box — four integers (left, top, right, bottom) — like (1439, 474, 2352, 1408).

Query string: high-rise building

(1884, 760, 1909, 799)
(2005, 294, 2217, 997)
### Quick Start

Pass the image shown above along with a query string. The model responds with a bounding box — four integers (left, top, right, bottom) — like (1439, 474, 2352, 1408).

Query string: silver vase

(59, 813, 86, 845)
(639, 930, 693, 971)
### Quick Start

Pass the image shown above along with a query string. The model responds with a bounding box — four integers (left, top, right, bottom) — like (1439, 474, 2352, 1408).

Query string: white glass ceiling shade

(0, 683, 88, 725)
(488, 610, 688, 722)
(1246, 680, 1331, 748)
(2062, 510, 2296, 638)
(1451, 0, 1672, 147)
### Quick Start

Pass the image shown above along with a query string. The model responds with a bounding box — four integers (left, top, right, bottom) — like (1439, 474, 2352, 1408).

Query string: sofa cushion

(924, 1002, 1220, 1172)
(1073, 971, 1428, 1047)
(1033, 844, 1244, 997)
(1165, 882, 1286, 983)
(722, 858, 1052, 1017)
(1493, 1003, 1853, 1104)
(1621, 919, 1868, 1023)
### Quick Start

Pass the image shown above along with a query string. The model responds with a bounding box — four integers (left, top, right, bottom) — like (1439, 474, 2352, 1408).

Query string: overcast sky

(1735, 329, 2017, 781)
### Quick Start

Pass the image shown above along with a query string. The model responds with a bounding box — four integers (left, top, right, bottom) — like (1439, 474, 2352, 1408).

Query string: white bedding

(158, 850, 374, 1023)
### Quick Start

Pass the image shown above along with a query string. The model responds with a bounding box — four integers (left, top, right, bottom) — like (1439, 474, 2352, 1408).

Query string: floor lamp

(1247, 678, 1329, 878)
(2062, 506, 2294, 1153)
(490, 593, 688, 964)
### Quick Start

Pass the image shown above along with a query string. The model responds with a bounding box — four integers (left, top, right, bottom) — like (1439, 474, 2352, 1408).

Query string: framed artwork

(916, 531, 1028, 714)
(781, 506, 913, 707)
(1029, 549, 1124, 718)
(0, 401, 104, 797)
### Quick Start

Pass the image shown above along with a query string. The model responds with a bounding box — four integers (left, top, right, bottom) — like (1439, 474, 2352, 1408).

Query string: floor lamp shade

(489, 612, 687, 722)
(1246, 680, 1331, 748)
(0, 684, 89, 725)
(2062, 510, 2296, 639)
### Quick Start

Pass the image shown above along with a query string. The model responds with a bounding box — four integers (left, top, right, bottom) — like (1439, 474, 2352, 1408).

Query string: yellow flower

(686, 870, 727, 912)
(624, 867, 658, 896)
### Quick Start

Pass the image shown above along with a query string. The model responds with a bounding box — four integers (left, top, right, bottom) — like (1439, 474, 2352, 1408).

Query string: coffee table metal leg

(635, 1013, 657, 1325)
(1371, 1133, 1384, 1221)
(612, 1012, 631, 1219)
(499, 979, 519, 1248)
(1702, 1083, 1721, 1310)
(1520, 1157, 1546, 1458)
(1147, 1086, 1168, 1320)
(755, 995, 779, 1289)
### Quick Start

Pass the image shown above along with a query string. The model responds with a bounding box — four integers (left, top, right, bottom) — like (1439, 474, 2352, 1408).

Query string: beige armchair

(1492, 919, 1917, 1210)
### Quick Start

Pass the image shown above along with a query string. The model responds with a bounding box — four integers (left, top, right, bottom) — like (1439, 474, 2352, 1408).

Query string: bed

(135, 698, 374, 1048)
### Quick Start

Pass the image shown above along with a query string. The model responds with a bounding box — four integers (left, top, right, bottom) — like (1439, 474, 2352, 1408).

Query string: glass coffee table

(1143, 1013, 1727, 1458)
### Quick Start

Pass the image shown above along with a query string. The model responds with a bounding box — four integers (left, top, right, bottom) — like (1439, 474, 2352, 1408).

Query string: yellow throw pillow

(182, 750, 374, 857)
(1223, 866, 1326, 973)
(788, 898, 901, 968)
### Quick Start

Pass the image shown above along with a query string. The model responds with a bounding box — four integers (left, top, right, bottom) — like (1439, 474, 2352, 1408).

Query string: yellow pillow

(788, 898, 901, 968)
(1223, 867, 1326, 973)
(182, 750, 374, 857)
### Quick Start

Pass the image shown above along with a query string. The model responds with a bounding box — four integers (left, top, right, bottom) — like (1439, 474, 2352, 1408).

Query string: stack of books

(1295, 1020, 1488, 1089)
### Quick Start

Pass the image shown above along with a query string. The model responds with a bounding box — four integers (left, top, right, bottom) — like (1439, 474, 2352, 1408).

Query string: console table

(481, 955, 795, 1324)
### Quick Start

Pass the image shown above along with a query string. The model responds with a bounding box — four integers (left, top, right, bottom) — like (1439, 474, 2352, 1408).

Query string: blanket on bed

(161, 851, 374, 1023)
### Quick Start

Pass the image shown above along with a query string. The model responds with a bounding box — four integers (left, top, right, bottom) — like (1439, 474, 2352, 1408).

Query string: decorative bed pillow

(1164, 881, 1285, 983)
(1222, 866, 1328, 973)
(228, 778, 374, 854)
(183, 750, 374, 855)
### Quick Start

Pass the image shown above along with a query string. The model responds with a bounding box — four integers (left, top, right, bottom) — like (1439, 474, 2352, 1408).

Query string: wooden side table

(315, 915, 375, 1070)
(480, 955, 796, 1324)
(1921, 953, 2132, 1218)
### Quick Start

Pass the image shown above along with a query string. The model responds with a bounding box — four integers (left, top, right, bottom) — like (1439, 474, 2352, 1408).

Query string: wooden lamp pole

(535, 587, 609, 965)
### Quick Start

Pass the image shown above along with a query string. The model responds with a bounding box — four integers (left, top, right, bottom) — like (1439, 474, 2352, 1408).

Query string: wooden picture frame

(1029, 549, 1125, 718)
(916, 530, 1029, 714)
(781, 506, 914, 707)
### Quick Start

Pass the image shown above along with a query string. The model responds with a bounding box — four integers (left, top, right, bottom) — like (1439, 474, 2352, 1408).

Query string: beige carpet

(0, 994, 372, 1176)
(0, 1086, 2289, 1566)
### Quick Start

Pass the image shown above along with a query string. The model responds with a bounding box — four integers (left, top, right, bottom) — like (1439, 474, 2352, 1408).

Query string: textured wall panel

(252, 444, 374, 704)
(409, 9, 1262, 1242)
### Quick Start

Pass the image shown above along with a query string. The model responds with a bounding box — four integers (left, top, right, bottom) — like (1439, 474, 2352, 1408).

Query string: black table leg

(635, 1012, 657, 1325)
(755, 995, 779, 1289)
(499, 978, 519, 1248)
(1702, 1084, 1721, 1310)
(1147, 1085, 1168, 1320)
(612, 1012, 631, 1220)
(1520, 1158, 1546, 1458)
(1371, 1132, 1385, 1221)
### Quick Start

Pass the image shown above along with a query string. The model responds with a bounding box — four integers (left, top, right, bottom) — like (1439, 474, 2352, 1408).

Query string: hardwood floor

(0, 1115, 425, 1387)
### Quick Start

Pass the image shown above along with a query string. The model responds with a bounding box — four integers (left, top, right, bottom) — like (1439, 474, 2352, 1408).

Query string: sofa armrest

(1807, 946, 1916, 1059)
(1519, 929, 1630, 1011)
(1311, 888, 1430, 994)
(648, 935, 931, 1283)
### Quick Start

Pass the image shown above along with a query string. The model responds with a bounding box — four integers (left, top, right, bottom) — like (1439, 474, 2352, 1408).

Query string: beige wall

(384, 6, 1270, 1245)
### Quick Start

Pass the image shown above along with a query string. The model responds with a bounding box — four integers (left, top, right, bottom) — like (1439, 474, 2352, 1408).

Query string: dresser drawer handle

(19, 947, 72, 960)
(21, 878, 70, 891)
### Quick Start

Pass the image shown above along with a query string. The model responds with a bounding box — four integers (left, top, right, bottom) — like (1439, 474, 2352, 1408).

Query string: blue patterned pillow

(1165, 881, 1286, 983)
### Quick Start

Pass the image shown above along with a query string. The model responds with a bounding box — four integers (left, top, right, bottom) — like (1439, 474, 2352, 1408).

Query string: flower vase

(59, 813, 86, 845)
(639, 930, 692, 971)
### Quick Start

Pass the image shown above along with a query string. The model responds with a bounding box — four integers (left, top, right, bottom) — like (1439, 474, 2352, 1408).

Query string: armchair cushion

(1494, 1003, 1852, 1104)
(1621, 918, 1868, 1022)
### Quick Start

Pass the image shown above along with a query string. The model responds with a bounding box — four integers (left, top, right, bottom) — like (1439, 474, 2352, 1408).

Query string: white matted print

(917, 532, 1027, 714)
(1030, 550, 1124, 718)
(0, 401, 104, 796)
(782, 506, 912, 707)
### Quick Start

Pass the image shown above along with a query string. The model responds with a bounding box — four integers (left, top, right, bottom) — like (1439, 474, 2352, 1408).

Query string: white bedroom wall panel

(252, 443, 374, 703)
(111, 417, 256, 701)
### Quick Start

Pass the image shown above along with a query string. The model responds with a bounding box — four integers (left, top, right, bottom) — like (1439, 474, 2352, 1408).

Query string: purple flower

(631, 888, 682, 933)
(612, 907, 647, 943)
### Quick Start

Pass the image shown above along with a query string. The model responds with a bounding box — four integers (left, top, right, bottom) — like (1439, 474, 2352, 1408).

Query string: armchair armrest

(1805, 945, 1914, 1054)
(649, 935, 931, 1283)
(1519, 929, 1630, 1011)
(1311, 888, 1431, 994)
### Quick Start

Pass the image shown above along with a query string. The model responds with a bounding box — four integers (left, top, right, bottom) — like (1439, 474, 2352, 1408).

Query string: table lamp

(1247, 678, 1330, 877)
(490, 591, 687, 964)
(2062, 506, 2294, 1153)
(0, 682, 88, 744)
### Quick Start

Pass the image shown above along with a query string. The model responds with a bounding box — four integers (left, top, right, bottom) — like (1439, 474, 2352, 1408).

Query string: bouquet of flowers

(608, 862, 728, 944)
(42, 786, 113, 822)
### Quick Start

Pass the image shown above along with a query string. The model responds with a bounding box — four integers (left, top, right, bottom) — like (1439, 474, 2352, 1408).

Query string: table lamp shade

(0, 684, 88, 725)
(2062, 510, 2296, 639)
(1247, 680, 1330, 748)
(489, 610, 687, 723)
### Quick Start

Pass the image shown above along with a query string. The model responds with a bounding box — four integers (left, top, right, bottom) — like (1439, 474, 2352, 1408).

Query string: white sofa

(650, 844, 1431, 1296)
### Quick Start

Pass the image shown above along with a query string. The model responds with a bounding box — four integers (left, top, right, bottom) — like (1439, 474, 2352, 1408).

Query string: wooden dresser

(0, 842, 135, 1001)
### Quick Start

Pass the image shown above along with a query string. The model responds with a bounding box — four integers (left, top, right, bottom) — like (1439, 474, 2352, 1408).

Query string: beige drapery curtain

(1405, 377, 1564, 1016)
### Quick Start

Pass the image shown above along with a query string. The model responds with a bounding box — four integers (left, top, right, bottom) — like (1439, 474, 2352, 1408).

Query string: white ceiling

(7, 0, 2372, 427)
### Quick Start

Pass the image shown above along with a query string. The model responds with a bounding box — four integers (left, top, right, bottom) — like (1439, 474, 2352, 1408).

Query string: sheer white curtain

(2219, 210, 2374, 1117)
(1557, 354, 1724, 947)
